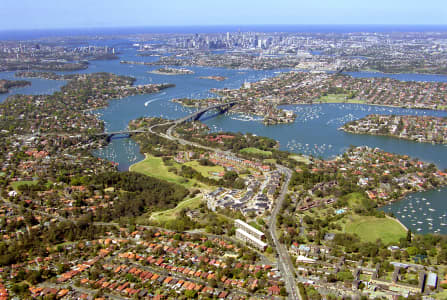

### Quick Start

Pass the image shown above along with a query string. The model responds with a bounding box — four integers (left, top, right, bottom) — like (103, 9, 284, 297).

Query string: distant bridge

(95, 129, 147, 142)
(98, 101, 241, 141)
(335, 67, 345, 74)
(174, 101, 241, 124)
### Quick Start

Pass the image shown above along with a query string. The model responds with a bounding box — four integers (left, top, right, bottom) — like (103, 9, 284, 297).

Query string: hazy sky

(1, 0, 446, 30)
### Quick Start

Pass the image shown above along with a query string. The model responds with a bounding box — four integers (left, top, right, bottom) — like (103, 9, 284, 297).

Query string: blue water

(380, 187, 447, 235)
(203, 103, 447, 168)
(0, 71, 66, 103)
(2, 40, 447, 234)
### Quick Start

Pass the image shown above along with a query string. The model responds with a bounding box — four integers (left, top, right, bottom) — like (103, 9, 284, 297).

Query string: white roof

(236, 228, 267, 248)
(235, 219, 264, 237)
(296, 255, 316, 263)
(427, 273, 437, 286)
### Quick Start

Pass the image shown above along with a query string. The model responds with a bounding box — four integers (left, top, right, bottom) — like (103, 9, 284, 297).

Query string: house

(268, 285, 281, 295)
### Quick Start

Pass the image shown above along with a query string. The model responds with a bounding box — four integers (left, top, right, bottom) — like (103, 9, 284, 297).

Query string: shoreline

(340, 128, 447, 145)
(121, 118, 447, 236)
(285, 100, 446, 112)
(128, 153, 148, 172)
(149, 68, 195, 76)
(149, 71, 191, 76)
(386, 215, 409, 232)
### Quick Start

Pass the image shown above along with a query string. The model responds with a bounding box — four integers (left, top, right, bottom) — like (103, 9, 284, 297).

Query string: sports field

(240, 147, 272, 156)
(345, 215, 406, 244)
(130, 154, 203, 189)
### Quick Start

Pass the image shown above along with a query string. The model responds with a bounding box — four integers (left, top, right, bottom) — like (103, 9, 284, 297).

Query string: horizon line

(1, 23, 447, 32)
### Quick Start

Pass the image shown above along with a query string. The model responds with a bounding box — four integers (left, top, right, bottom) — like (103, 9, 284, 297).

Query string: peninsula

(199, 75, 227, 81)
(0, 79, 30, 93)
(341, 114, 447, 144)
(149, 67, 194, 75)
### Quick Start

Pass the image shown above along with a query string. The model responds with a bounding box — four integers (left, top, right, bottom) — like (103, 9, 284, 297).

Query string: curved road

(152, 122, 302, 300)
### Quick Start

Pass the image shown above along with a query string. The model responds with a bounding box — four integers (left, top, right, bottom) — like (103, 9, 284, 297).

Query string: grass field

(240, 147, 272, 156)
(342, 192, 369, 208)
(130, 154, 204, 189)
(150, 196, 203, 222)
(433, 291, 447, 299)
(11, 180, 38, 190)
(344, 215, 406, 244)
(316, 94, 365, 104)
(289, 155, 311, 164)
(263, 158, 277, 164)
(183, 161, 225, 178)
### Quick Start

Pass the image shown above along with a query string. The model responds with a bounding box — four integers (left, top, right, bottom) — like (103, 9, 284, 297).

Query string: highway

(268, 165, 301, 300)
(160, 122, 302, 300)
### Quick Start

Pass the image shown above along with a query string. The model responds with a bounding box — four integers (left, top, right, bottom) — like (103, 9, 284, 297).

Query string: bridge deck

(100, 101, 241, 136)
(175, 101, 240, 124)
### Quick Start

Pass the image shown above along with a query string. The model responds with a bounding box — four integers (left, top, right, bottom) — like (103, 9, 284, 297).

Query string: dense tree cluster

(93, 171, 189, 219)
(0, 216, 113, 266)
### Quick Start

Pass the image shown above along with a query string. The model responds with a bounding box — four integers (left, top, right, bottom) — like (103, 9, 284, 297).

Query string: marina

(380, 187, 447, 234)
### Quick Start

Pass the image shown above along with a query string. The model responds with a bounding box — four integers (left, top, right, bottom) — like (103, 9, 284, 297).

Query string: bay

(2, 43, 447, 234)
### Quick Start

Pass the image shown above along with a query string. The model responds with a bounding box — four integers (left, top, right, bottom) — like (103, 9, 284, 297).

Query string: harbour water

(0, 71, 67, 103)
(2, 43, 447, 234)
(380, 186, 447, 235)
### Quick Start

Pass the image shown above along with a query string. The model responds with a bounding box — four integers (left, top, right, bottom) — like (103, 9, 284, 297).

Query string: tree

(223, 171, 238, 181)
(184, 290, 197, 298)
(407, 229, 412, 243)
(336, 270, 354, 282)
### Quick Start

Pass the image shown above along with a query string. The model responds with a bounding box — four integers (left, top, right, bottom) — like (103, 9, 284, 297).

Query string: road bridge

(98, 101, 240, 141)
(174, 101, 241, 124)
(95, 129, 147, 142)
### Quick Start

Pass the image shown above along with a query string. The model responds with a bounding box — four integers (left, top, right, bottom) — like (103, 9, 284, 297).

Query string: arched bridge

(95, 129, 147, 142)
(174, 101, 241, 124)
(99, 101, 241, 140)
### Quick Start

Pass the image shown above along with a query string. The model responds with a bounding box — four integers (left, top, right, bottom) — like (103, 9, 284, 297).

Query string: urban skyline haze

(0, 0, 446, 30)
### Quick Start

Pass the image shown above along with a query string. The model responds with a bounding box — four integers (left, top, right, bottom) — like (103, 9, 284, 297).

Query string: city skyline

(0, 0, 446, 30)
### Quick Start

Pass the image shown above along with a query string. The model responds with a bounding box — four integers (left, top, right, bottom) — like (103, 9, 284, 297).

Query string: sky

(0, 0, 446, 30)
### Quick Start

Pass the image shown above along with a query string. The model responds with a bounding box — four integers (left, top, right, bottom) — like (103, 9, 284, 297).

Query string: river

(1, 43, 447, 234)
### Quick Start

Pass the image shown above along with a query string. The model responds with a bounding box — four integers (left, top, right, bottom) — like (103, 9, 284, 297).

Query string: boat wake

(144, 93, 166, 107)
(230, 115, 263, 122)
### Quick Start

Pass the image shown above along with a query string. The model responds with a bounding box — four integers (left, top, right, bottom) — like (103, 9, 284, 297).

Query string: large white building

(236, 229, 267, 252)
(234, 219, 267, 251)
(235, 219, 265, 240)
